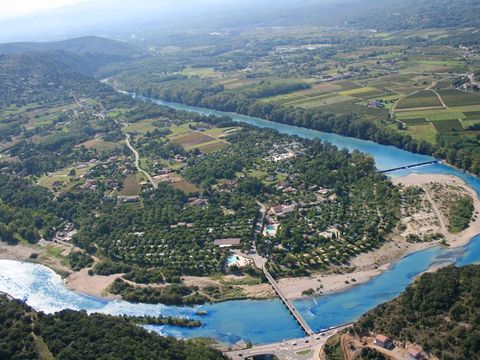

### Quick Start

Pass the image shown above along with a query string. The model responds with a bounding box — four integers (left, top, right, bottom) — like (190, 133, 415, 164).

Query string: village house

(117, 195, 140, 203)
(268, 204, 295, 218)
(189, 198, 208, 207)
(213, 238, 242, 248)
(374, 334, 393, 349)
(407, 348, 425, 360)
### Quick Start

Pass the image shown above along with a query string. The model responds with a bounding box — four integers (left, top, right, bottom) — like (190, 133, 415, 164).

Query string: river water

(1, 98, 480, 345)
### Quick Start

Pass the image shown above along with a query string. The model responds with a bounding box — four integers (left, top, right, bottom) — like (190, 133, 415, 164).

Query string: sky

(0, 0, 93, 19)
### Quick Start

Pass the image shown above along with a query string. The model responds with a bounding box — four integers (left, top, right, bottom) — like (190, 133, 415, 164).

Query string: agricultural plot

(79, 138, 122, 152)
(181, 67, 218, 78)
(462, 120, 480, 129)
(319, 101, 389, 119)
(338, 86, 385, 99)
(172, 132, 217, 148)
(172, 131, 228, 152)
(193, 140, 227, 153)
(438, 89, 480, 107)
(463, 111, 480, 121)
(402, 118, 428, 125)
(124, 119, 162, 134)
(119, 173, 141, 196)
(294, 94, 355, 109)
(171, 180, 199, 194)
(432, 119, 464, 133)
(396, 90, 443, 110)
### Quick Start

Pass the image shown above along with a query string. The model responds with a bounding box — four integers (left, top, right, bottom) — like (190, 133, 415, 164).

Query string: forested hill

(0, 36, 139, 75)
(338, 0, 480, 31)
(0, 295, 226, 360)
(353, 265, 480, 360)
(0, 52, 118, 107)
(0, 36, 137, 56)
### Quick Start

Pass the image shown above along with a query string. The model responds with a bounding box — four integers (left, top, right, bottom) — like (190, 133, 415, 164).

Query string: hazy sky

(0, 0, 93, 19)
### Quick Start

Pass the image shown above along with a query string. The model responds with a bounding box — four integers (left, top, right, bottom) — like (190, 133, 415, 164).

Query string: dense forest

(353, 265, 480, 360)
(0, 294, 226, 360)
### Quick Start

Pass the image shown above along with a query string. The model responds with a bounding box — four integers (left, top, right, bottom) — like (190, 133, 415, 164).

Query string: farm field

(437, 89, 480, 107)
(119, 173, 141, 196)
(124, 119, 162, 134)
(79, 138, 122, 151)
(396, 90, 444, 110)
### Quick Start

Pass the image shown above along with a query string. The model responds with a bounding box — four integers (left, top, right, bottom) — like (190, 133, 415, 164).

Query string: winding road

(124, 133, 158, 189)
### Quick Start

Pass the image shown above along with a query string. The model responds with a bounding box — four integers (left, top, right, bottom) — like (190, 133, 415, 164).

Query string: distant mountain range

(0, 0, 479, 43)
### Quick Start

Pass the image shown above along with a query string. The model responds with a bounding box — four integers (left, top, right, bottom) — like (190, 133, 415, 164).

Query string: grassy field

(401, 123, 438, 143)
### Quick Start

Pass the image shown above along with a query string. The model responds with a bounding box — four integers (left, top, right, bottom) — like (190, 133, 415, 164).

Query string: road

(469, 73, 480, 87)
(124, 133, 158, 189)
(249, 201, 268, 269)
(422, 185, 448, 234)
(225, 324, 352, 360)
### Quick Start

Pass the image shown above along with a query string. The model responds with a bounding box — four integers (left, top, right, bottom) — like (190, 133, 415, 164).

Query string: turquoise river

(1, 97, 480, 345)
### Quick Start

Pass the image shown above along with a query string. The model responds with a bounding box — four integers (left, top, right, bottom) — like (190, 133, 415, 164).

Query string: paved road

(226, 324, 352, 360)
(125, 134, 158, 189)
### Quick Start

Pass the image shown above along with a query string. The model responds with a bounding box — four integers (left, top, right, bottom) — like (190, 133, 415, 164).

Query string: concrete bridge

(263, 267, 314, 336)
(377, 160, 439, 174)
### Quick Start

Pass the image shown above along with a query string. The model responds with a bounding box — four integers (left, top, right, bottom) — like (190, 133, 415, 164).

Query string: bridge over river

(377, 160, 439, 174)
(263, 267, 314, 336)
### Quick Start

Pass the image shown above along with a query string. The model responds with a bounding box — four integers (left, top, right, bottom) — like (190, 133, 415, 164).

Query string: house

(374, 334, 393, 349)
(368, 100, 384, 108)
(213, 238, 242, 248)
(189, 198, 208, 207)
(407, 348, 424, 360)
(268, 204, 295, 218)
(117, 195, 140, 203)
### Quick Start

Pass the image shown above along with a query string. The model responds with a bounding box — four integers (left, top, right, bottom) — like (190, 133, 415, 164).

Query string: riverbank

(278, 173, 480, 300)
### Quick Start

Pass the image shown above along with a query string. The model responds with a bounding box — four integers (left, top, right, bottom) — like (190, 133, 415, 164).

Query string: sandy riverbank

(279, 173, 480, 299)
(65, 268, 121, 300)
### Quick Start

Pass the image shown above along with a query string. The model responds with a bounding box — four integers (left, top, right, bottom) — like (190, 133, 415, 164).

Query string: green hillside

(353, 265, 480, 359)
